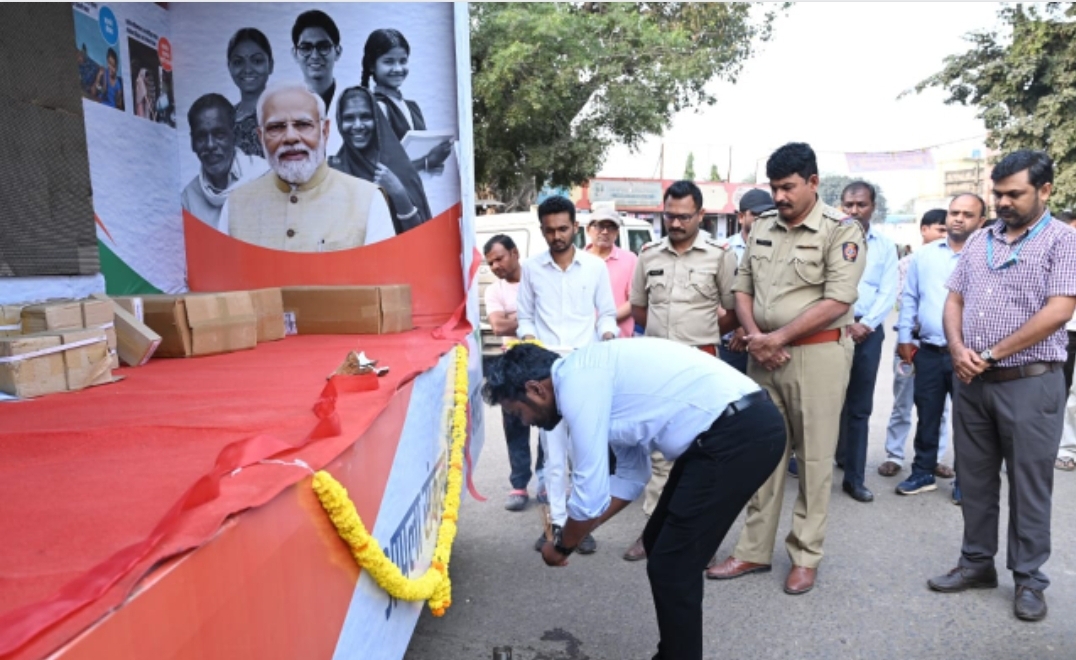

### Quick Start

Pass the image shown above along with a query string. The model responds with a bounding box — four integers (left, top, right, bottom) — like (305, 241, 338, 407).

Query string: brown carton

(281, 286, 381, 335)
(142, 292, 257, 358)
(91, 294, 161, 367)
(378, 285, 413, 334)
(20, 301, 82, 334)
(40, 329, 112, 390)
(80, 298, 113, 328)
(248, 288, 286, 343)
(112, 296, 144, 323)
(0, 305, 22, 337)
(0, 334, 66, 398)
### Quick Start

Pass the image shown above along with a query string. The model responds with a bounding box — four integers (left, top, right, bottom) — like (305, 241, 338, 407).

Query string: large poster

(173, 3, 460, 253)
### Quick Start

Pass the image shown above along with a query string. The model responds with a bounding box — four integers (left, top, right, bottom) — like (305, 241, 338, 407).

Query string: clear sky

(598, 2, 1006, 208)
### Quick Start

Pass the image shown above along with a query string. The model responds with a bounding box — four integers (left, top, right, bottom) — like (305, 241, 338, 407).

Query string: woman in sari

(226, 28, 274, 158)
(330, 85, 432, 233)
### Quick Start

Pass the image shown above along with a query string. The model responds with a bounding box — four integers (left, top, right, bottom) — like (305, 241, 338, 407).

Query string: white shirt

(516, 248, 618, 348)
(550, 338, 761, 521)
(728, 231, 748, 265)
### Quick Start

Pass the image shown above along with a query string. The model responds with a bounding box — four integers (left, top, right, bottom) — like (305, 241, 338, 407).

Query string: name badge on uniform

(648, 269, 664, 276)
(755, 239, 772, 246)
(842, 242, 859, 262)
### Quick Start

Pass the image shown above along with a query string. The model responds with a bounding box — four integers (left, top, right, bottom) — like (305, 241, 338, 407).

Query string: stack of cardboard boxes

(0, 285, 412, 399)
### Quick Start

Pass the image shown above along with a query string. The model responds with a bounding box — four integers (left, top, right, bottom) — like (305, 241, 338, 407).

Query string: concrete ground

(406, 323, 1076, 660)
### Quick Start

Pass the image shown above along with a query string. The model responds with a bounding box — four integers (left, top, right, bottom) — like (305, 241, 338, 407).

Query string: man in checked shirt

(928, 150, 1076, 622)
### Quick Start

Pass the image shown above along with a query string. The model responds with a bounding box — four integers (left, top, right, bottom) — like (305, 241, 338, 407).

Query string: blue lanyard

(986, 214, 1050, 270)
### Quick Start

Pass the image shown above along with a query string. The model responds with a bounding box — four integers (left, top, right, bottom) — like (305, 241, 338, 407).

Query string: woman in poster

(226, 28, 274, 158)
(330, 85, 431, 233)
(361, 29, 452, 175)
(94, 48, 124, 111)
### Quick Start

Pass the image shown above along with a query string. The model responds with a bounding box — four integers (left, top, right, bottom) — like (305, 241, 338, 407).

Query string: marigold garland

(312, 345, 469, 616)
(503, 337, 545, 350)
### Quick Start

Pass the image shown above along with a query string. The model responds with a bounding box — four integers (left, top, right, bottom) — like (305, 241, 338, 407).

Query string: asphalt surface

(406, 320, 1076, 660)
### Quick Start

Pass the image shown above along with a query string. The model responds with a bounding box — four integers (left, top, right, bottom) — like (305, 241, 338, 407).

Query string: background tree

(818, 174, 889, 222)
(683, 152, 696, 180)
(709, 164, 722, 182)
(912, 3, 1076, 210)
(470, 3, 783, 209)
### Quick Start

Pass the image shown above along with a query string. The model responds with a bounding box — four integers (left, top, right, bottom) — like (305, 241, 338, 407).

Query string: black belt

(717, 389, 770, 420)
(919, 342, 949, 354)
(978, 362, 1061, 384)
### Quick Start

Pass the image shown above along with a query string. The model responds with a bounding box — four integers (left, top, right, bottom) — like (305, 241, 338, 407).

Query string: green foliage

(913, 3, 1076, 209)
(709, 164, 721, 182)
(683, 152, 696, 180)
(818, 175, 889, 222)
(470, 2, 782, 208)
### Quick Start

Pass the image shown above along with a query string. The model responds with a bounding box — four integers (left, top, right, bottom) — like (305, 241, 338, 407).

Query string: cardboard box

(248, 288, 286, 343)
(0, 334, 67, 398)
(80, 298, 113, 328)
(378, 285, 413, 334)
(0, 305, 22, 337)
(281, 286, 381, 335)
(90, 293, 161, 367)
(142, 292, 257, 358)
(40, 328, 112, 390)
(20, 301, 82, 334)
(112, 296, 144, 323)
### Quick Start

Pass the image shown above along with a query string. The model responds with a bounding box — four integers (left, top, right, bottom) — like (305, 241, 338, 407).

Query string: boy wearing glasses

(291, 10, 342, 111)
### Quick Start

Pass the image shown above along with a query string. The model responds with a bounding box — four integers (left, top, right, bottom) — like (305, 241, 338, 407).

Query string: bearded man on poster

(224, 83, 396, 252)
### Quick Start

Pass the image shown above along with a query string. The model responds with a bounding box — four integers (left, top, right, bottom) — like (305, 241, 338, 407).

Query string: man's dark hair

(842, 181, 876, 204)
(952, 192, 987, 218)
(482, 344, 559, 405)
(106, 47, 117, 63)
(537, 195, 576, 225)
(766, 142, 818, 182)
(921, 209, 947, 227)
(291, 10, 340, 46)
(664, 180, 703, 212)
(187, 92, 235, 128)
(228, 27, 273, 62)
(991, 149, 1053, 188)
(483, 234, 517, 255)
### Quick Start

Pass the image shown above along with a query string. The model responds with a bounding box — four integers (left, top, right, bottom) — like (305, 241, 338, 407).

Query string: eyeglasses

(296, 40, 335, 59)
(662, 211, 698, 223)
(262, 119, 320, 139)
(591, 223, 618, 234)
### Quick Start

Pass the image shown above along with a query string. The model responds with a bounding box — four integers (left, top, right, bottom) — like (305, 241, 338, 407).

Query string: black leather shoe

(576, 533, 597, 555)
(1014, 586, 1047, 621)
(927, 566, 999, 593)
(842, 481, 874, 503)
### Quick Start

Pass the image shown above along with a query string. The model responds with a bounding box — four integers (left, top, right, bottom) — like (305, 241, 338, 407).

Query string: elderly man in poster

(224, 82, 396, 252)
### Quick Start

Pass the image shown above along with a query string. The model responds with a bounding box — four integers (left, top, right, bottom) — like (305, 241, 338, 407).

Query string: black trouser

(504, 411, 544, 490)
(911, 345, 954, 477)
(642, 399, 785, 660)
(839, 326, 886, 488)
(1064, 330, 1076, 392)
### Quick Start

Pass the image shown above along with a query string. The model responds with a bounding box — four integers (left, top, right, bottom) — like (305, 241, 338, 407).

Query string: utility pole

(727, 146, 732, 183)
(659, 143, 665, 180)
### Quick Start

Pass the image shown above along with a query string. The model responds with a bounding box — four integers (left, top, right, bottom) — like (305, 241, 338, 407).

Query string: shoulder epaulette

(640, 239, 662, 253)
(759, 209, 779, 219)
(821, 204, 847, 222)
(704, 237, 730, 250)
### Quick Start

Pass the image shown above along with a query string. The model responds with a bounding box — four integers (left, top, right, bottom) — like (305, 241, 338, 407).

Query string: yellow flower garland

(312, 345, 469, 616)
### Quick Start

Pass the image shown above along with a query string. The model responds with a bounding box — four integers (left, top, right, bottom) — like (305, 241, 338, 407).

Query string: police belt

(789, 328, 841, 348)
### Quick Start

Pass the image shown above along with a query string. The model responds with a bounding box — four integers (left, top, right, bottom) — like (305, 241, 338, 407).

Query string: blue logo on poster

(99, 7, 118, 46)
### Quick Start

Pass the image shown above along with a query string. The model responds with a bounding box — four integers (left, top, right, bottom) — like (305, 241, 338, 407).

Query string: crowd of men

(481, 142, 1076, 660)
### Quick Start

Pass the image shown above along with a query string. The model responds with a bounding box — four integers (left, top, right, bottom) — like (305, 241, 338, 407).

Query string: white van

(474, 210, 655, 356)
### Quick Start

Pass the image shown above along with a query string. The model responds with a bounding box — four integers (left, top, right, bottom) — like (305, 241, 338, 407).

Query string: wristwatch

(980, 348, 998, 366)
(552, 527, 576, 557)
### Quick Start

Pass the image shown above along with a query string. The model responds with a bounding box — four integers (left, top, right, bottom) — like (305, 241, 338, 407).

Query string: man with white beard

(225, 82, 396, 251)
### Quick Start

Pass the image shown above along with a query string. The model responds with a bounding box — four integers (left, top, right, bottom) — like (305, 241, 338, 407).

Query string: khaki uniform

(729, 200, 865, 569)
(629, 232, 738, 516)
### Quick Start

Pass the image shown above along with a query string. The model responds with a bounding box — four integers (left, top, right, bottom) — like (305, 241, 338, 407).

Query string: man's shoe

(952, 482, 963, 506)
(623, 535, 646, 562)
(504, 489, 529, 512)
(784, 565, 816, 595)
(788, 456, 799, 478)
(705, 556, 771, 580)
(927, 566, 998, 593)
(842, 481, 874, 503)
(534, 523, 559, 552)
(877, 460, 902, 477)
(934, 464, 956, 479)
(576, 533, 597, 555)
(1014, 586, 1048, 621)
(896, 472, 937, 495)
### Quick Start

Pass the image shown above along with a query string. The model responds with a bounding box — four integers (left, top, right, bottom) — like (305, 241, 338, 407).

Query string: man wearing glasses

(621, 180, 740, 562)
(292, 10, 342, 111)
(225, 83, 396, 251)
(929, 150, 1076, 622)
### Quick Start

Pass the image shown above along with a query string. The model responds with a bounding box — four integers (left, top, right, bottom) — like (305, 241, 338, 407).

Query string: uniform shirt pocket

(790, 245, 826, 286)
(748, 245, 775, 283)
(646, 275, 671, 304)
(688, 269, 719, 302)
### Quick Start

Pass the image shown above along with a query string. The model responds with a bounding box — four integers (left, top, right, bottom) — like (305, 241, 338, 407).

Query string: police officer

(707, 142, 865, 595)
(621, 179, 740, 562)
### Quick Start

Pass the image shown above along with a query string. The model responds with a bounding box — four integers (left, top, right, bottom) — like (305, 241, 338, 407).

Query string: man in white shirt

(483, 339, 785, 660)
(517, 195, 618, 554)
(483, 234, 545, 511)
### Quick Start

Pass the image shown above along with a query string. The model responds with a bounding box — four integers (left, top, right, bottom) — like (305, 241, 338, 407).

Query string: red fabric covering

(0, 330, 461, 658)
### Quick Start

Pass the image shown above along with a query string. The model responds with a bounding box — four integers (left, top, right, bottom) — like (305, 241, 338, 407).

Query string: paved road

(407, 322, 1076, 660)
